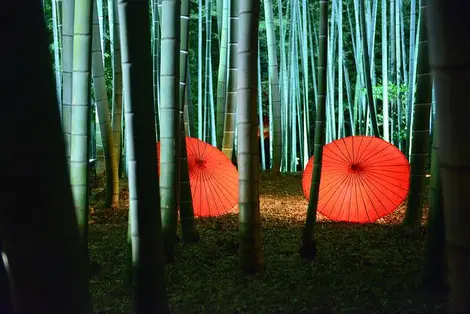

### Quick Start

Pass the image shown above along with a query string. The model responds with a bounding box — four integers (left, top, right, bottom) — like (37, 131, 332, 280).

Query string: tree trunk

(403, 0, 432, 230)
(359, 0, 380, 137)
(263, 0, 282, 174)
(117, 0, 169, 311)
(300, 0, 328, 261)
(159, 0, 182, 261)
(237, 0, 264, 273)
(427, 0, 470, 311)
(222, 0, 239, 159)
(179, 0, 199, 243)
(70, 0, 94, 265)
(0, 2, 92, 311)
(422, 120, 447, 292)
(92, 0, 119, 207)
(216, 0, 229, 149)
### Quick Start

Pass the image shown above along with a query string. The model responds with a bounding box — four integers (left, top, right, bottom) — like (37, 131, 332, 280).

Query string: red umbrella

(156, 137, 238, 217)
(302, 136, 410, 223)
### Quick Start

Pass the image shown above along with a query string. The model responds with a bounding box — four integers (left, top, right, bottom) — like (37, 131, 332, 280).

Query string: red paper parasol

(156, 137, 238, 217)
(302, 136, 410, 223)
(257, 115, 270, 139)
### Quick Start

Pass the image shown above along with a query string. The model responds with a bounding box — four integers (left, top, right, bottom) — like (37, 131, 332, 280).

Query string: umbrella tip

(348, 163, 363, 172)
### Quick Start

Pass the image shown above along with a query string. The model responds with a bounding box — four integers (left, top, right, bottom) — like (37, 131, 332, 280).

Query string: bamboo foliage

(51, 0, 440, 184)
(31, 1, 470, 311)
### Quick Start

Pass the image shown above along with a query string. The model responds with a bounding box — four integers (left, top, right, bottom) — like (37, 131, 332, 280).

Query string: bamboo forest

(2, 0, 470, 312)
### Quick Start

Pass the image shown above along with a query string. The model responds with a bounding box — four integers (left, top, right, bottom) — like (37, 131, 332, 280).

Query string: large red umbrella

(156, 137, 238, 217)
(302, 136, 410, 223)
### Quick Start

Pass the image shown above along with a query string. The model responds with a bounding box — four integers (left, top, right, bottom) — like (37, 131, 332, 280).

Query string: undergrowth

(88, 173, 447, 313)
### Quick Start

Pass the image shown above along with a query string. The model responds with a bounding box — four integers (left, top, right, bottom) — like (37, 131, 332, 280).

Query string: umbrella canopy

(156, 137, 238, 217)
(302, 136, 410, 223)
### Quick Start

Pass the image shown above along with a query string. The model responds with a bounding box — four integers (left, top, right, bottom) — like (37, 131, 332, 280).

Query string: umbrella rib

(318, 171, 349, 196)
(324, 154, 352, 166)
(361, 153, 399, 166)
(160, 137, 239, 217)
(350, 175, 360, 222)
(306, 136, 410, 223)
(365, 164, 410, 171)
(354, 136, 374, 165)
(325, 173, 353, 221)
(187, 168, 199, 216)
(202, 166, 238, 215)
(361, 172, 408, 205)
(190, 168, 204, 217)
(345, 175, 352, 222)
(362, 168, 406, 218)
(359, 145, 399, 166)
(364, 170, 411, 187)
(357, 172, 392, 218)
(351, 136, 366, 165)
(324, 143, 351, 165)
(205, 164, 238, 175)
(356, 136, 367, 164)
(355, 173, 373, 222)
(202, 170, 219, 216)
(194, 168, 215, 217)
(343, 174, 357, 222)
(348, 137, 355, 165)
(363, 168, 411, 180)
(361, 152, 406, 167)
(331, 138, 353, 164)
(365, 164, 410, 172)
(193, 140, 206, 161)
(198, 169, 219, 217)
(318, 172, 350, 217)
(199, 143, 219, 162)
(186, 138, 194, 155)
(340, 137, 355, 165)
(320, 168, 353, 186)
(201, 169, 221, 216)
(347, 174, 359, 222)
(204, 171, 223, 216)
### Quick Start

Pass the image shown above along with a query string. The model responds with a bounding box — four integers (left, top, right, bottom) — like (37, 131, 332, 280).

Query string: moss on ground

(88, 173, 447, 313)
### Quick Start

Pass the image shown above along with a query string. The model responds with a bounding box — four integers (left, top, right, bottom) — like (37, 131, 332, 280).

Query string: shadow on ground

(88, 173, 447, 313)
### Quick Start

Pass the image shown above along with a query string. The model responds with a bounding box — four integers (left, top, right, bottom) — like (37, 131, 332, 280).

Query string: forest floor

(88, 173, 448, 313)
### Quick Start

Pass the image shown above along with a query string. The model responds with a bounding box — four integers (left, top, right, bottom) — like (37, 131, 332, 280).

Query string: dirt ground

(88, 172, 446, 313)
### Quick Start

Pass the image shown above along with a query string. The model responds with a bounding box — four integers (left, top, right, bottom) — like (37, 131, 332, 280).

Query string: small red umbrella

(257, 115, 270, 139)
(302, 136, 410, 223)
(156, 137, 238, 217)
